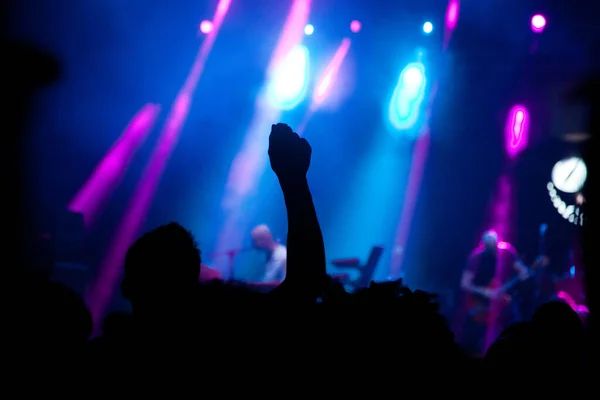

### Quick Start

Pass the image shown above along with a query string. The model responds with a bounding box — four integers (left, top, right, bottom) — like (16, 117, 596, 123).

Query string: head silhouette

(15, 271, 92, 355)
(121, 223, 201, 312)
(251, 224, 275, 251)
(481, 230, 498, 252)
(532, 301, 585, 361)
(485, 322, 536, 365)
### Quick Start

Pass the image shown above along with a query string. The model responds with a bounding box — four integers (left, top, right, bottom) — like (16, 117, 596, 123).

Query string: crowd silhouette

(7, 39, 595, 390)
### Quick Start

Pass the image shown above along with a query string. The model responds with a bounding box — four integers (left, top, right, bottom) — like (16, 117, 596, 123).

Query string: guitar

(465, 224, 549, 323)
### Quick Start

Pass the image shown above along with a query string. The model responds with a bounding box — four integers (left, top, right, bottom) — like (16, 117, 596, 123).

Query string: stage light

(350, 20, 361, 33)
(401, 64, 425, 97)
(551, 157, 587, 194)
(547, 181, 585, 226)
(445, 0, 459, 31)
(505, 105, 529, 158)
(304, 24, 314, 35)
(423, 21, 433, 34)
(388, 62, 427, 131)
(267, 45, 309, 110)
(199, 20, 213, 34)
(531, 14, 546, 33)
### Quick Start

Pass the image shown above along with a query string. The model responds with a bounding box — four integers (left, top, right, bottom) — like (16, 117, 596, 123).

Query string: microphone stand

(210, 248, 248, 282)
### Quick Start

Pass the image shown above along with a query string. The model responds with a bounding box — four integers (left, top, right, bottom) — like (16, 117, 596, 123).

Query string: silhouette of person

(120, 222, 200, 318)
(460, 230, 529, 354)
(251, 224, 286, 283)
(267, 123, 325, 301)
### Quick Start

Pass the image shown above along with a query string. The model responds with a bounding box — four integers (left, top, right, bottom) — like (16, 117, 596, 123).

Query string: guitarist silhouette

(460, 229, 534, 355)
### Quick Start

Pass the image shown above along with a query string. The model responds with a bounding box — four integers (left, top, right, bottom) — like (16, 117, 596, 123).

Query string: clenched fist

(268, 123, 311, 180)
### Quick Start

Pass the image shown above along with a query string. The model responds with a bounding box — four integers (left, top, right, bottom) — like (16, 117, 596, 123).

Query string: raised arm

(268, 123, 326, 301)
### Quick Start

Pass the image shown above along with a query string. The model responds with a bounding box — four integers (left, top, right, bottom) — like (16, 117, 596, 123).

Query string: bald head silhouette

(251, 224, 276, 251)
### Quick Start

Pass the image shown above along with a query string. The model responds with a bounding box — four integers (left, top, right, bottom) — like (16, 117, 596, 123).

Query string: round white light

(551, 157, 586, 193)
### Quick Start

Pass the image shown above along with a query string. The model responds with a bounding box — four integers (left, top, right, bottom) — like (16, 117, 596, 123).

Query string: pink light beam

(389, 129, 431, 278)
(68, 103, 161, 227)
(222, 0, 311, 201)
(296, 37, 351, 135)
(311, 38, 351, 110)
(389, 83, 437, 279)
(215, 0, 312, 275)
(265, 0, 312, 78)
(481, 174, 516, 352)
(85, 0, 232, 332)
(443, 0, 460, 49)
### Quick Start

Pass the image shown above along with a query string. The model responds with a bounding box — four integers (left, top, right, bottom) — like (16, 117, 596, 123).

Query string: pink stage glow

(294, 37, 351, 135)
(481, 174, 515, 352)
(505, 105, 529, 159)
(445, 0, 460, 30)
(85, 0, 232, 332)
(443, 0, 460, 49)
(350, 20, 361, 33)
(531, 14, 546, 33)
(199, 20, 213, 34)
(68, 103, 161, 227)
(557, 291, 589, 314)
(312, 38, 351, 108)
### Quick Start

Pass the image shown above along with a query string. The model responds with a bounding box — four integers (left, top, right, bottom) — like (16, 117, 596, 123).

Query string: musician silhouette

(250, 224, 287, 283)
(460, 229, 530, 355)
